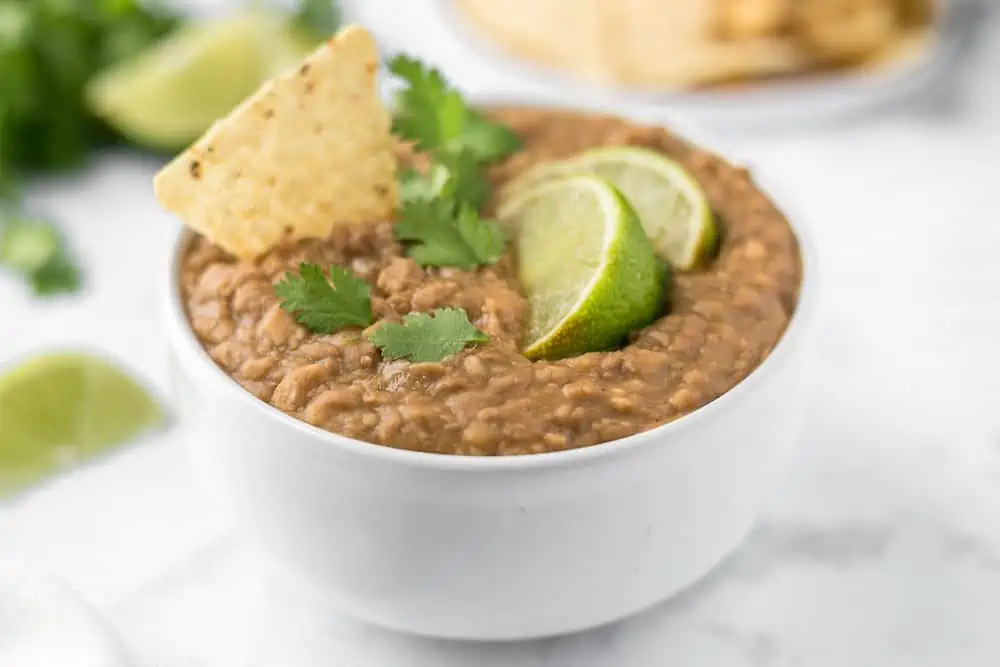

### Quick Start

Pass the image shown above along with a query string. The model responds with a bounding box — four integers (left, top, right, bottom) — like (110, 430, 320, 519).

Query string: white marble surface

(2, 1, 1000, 665)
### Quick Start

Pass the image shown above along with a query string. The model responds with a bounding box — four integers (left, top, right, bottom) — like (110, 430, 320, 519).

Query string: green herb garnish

(396, 198, 505, 269)
(30, 254, 81, 296)
(0, 217, 81, 296)
(388, 55, 520, 163)
(274, 263, 487, 363)
(293, 0, 341, 40)
(399, 148, 491, 210)
(388, 54, 518, 271)
(368, 308, 488, 362)
(274, 263, 373, 334)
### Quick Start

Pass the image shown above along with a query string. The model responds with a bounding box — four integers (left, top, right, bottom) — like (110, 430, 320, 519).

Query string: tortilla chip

(792, 0, 899, 62)
(154, 26, 397, 259)
(714, 0, 792, 40)
(854, 26, 935, 72)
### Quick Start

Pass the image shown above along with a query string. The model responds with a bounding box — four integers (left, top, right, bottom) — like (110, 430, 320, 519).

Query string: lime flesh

(498, 175, 664, 360)
(505, 147, 717, 270)
(86, 12, 318, 152)
(0, 353, 163, 497)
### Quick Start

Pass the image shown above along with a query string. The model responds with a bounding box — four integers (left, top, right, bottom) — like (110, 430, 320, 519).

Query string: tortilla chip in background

(154, 26, 397, 259)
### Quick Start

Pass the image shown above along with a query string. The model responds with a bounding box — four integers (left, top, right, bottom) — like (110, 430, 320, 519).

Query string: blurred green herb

(0, 215, 81, 296)
(293, 0, 340, 40)
(0, 0, 177, 179)
(399, 148, 491, 210)
(0, 0, 177, 295)
(0, 0, 338, 297)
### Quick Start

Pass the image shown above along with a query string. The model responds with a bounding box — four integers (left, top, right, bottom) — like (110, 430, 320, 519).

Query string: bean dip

(180, 108, 802, 456)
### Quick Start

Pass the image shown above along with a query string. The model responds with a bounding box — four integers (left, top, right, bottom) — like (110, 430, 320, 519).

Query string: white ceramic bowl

(164, 109, 817, 640)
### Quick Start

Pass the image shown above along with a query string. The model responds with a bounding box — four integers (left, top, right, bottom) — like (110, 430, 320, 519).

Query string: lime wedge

(0, 353, 163, 497)
(86, 12, 318, 151)
(505, 147, 717, 271)
(498, 175, 665, 360)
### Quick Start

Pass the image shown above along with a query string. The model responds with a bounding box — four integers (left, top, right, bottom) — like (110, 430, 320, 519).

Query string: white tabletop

(2, 1, 1000, 665)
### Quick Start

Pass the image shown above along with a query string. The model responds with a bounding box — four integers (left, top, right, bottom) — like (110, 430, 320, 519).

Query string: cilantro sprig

(274, 263, 372, 334)
(388, 56, 518, 270)
(368, 308, 488, 362)
(396, 198, 504, 269)
(388, 55, 520, 163)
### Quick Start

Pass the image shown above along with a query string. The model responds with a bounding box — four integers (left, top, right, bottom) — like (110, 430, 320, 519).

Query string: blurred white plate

(432, 0, 971, 131)
(0, 557, 129, 667)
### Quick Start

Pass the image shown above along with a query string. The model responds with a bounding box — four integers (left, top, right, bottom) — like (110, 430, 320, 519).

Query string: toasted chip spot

(153, 26, 398, 259)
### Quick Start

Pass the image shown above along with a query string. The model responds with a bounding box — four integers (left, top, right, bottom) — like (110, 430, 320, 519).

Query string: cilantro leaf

(399, 149, 490, 209)
(388, 54, 520, 163)
(293, 0, 341, 40)
(399, 167, 438, 203)
(396, 198, 505, 269)
(274, 263, 373, 334)
(30, 253, 81, 296)
(388, 55, 466, 153)
(460, 111, 521, 163)
(367, 308, 488, 362)
(432, 149, 491, 208)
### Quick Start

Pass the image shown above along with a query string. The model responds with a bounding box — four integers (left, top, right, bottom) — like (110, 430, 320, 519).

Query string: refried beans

(179, 108, 802, 455)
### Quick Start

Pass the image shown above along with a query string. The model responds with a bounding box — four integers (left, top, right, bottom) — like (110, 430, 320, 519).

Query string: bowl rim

(163, 99, 819, 473)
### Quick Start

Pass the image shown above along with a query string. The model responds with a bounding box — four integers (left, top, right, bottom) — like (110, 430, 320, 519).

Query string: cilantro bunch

(0, 0, 177, 186)
(0, 0, 177, 296)
(0, 0, 339, 297)
(0, 217, 79, 295)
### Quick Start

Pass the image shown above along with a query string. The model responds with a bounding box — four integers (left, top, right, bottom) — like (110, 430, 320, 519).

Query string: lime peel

(86, 11, 320, 151)
(499, 175, 665, 361)
(504, 146, 716, 271)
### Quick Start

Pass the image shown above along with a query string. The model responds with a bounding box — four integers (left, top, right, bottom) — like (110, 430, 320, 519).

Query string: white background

(2, 1, 1000, 665)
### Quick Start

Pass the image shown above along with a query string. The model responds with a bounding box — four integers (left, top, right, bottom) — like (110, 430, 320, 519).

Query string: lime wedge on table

(0, 353, 163, 497)
(498, 176, 665, 361)
(505, 147, 717, 271)
(86, 12, 318, 151)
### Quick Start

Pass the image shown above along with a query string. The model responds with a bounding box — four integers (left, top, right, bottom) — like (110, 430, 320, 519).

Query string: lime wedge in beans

(498, 175, 665, 360)
(86, 12, 318, 151)
(0, 353, 163, 497)
(505, 147, 717, 270)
